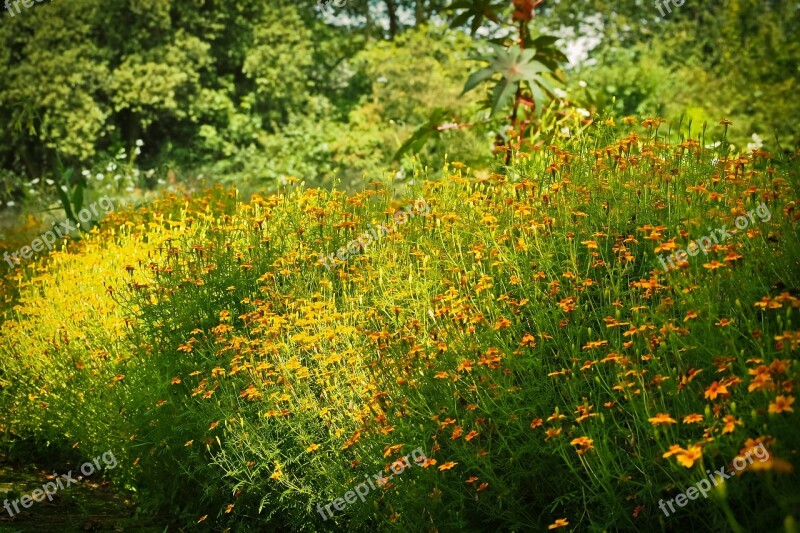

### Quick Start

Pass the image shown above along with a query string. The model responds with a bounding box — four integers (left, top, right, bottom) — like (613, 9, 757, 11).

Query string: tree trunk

(384, 0, 399, 39)
(415, 0, 426, 25)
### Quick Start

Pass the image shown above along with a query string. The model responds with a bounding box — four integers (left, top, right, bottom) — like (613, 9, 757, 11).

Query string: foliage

(399, 0, 569, 164)
(570, 0, 800, 151)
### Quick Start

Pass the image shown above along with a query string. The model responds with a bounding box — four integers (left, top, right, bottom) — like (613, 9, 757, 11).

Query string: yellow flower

(306, 443, 321, 453)
(270, 461, 283, 480)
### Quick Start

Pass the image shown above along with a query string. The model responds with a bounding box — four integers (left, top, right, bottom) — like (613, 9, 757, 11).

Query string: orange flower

(544, 428, 562, 441)
(548, 518, 570, 529)
(306, 443, 321, 453)
(383, 444, 404, 458)
(420, 458, 438, 468)
(704, 381, 729, 400)
(676, 445, 703, 468)
(722, 415, 741, 434)
(703, 261, 726, 270)
(438, 461, 458, 471)
(747, 456, 794, 473)
(648, 413, 677, 426)
(683, 413, 704, 424)
(662, 444, 684, 459)
(520, 333, 537, 347)
(494, 317, 512, 330)
(769, 395, 795, 414)
(570, 436, 594, 455)
(530, 418, 543, 429)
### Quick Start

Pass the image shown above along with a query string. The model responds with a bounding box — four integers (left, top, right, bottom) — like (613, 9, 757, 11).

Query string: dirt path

(0, 453, 166, 532)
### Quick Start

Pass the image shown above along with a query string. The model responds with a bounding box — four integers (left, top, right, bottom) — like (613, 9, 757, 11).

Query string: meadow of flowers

(1, 120, 799, 531)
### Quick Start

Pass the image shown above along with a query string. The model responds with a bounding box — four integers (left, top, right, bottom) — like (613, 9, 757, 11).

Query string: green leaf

(447, 0, 506, 34)
(73, 181, 85, 218)
(393, 109, 449, 161)
(490, 78, 517, 116)
(56, 168, 78, 225)
(462, 67, 494, 94)
(529, 35, 560, 48)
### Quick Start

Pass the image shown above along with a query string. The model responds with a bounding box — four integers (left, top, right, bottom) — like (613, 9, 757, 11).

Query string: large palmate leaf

(462, 44, 552, 115)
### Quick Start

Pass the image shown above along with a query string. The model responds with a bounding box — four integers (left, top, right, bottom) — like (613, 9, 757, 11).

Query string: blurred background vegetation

(0, 0, 798, 214)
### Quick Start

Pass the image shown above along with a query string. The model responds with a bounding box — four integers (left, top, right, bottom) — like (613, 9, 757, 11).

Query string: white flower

(578, 80, 587, 88)
(106, 162, 117, 172)
(705, 141, 721, 149)
(560, 127, 571, 137)
(157, 179, 166, 185)
(134, 147, 142, 155)
(81, 169, 91, 177)
(96, 173, 105, 181)
(126, 186, 135, 192)
(576, 108, 591, 118)
(376, 76, 388, 83)
(135, 139, 144, 147)
(29, 178, 40, 185)
(6, 201, 15, 207)
(114, 175, 123, 181)
(746, 133, 763, 151)
(553, 88, 568, 99)
(45, 179, 55, 185)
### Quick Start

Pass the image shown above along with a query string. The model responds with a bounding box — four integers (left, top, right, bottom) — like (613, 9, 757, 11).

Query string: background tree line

(0, 0, 797, 208)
